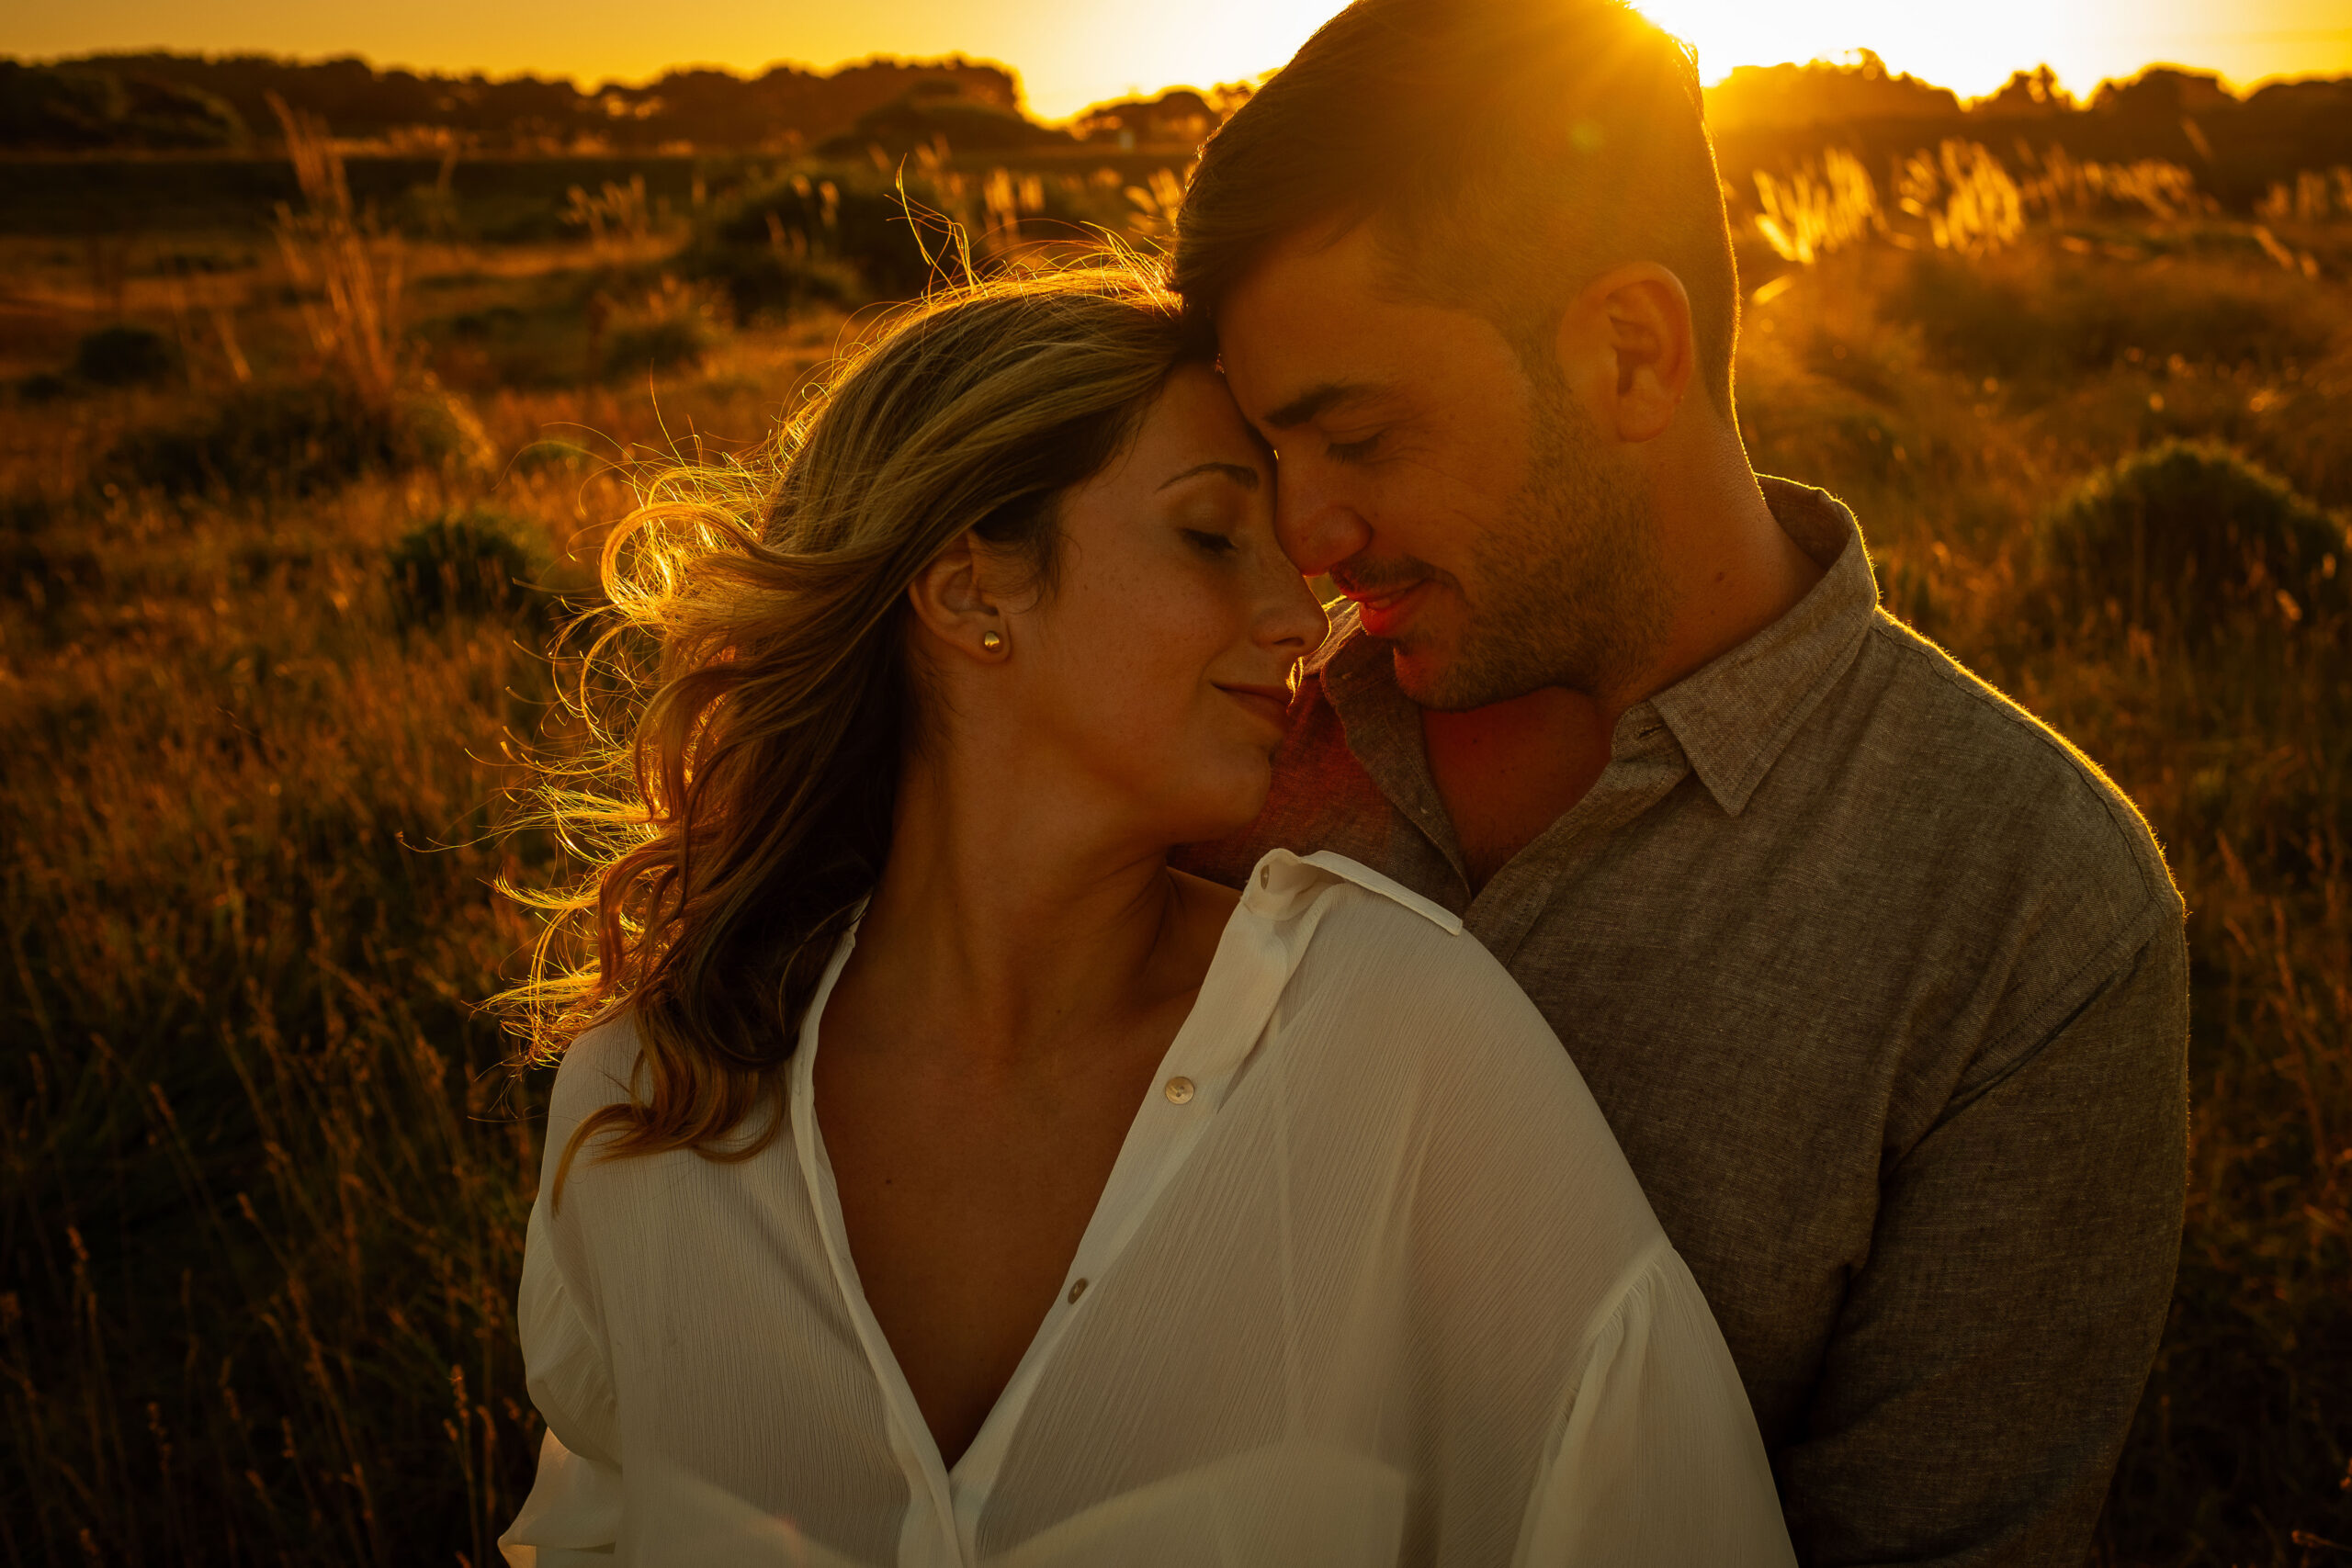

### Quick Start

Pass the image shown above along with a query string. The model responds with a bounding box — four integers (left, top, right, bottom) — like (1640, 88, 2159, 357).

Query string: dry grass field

(1, 124, 2347, 1565)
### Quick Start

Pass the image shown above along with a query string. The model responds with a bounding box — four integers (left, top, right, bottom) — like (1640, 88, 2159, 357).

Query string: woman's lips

(1348, 579, 1431, 638)
(1217, 684, 1292, 731)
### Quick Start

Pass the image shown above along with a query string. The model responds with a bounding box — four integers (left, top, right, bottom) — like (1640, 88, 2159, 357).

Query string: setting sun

(1639, 0, 2352, 100)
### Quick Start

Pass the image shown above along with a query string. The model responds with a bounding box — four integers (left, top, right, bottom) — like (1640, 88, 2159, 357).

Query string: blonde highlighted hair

(499, 257, 1202, 1199)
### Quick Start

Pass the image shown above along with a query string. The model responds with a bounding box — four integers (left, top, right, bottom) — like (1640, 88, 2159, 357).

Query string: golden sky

(7, 0, 2349, 120)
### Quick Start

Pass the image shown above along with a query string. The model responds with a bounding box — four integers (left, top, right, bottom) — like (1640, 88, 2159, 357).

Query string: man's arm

(1777, 927, 2189, 1567)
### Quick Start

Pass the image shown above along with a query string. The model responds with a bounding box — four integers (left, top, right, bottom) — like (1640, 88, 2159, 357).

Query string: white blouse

(501, 851, 1795, 1568)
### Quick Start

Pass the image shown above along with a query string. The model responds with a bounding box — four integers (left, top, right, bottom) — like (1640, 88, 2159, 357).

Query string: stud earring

(980, 630, 1004, 652)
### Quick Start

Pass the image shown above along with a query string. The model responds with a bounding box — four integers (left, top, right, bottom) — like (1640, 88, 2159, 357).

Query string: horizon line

(6, 41, 2349, 124)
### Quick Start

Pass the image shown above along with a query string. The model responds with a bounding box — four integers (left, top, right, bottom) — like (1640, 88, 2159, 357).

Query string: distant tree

(0, 50, 1046, 153)
(1071, 89, 1215, 148)
(2091, 67, 2235, 117)
(1972, 65, 2076, 118)
(1705, 51, 1962, 132)
(2243, 77, 2352, 116)
(88, 52, 440, 140)
(0, 60, 244, 150)
(813, 83, 1072, 160)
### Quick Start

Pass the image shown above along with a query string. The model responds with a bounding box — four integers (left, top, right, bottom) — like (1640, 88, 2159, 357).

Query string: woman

(498, 261, 1792, 1567)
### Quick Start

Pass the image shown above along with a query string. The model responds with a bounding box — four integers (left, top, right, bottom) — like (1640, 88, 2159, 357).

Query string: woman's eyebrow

(1158, 461, 1261, 492)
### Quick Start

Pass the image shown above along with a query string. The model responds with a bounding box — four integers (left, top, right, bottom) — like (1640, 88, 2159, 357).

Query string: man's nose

(1275, 465, 1371, 580)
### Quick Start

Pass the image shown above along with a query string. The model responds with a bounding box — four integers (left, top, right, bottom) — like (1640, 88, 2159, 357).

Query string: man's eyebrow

(1157, 461, 1261, 492)
(1261, 380, 1378, 430)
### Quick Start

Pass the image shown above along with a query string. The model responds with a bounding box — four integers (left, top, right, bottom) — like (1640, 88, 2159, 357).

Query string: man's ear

(907, 530, 1012, 661)
(1555, 263, 1694, 444)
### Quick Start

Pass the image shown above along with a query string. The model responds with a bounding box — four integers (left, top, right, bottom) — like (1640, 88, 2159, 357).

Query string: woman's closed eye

(1184, 528, 1238, 557)
(1327, 431, 1383, 463)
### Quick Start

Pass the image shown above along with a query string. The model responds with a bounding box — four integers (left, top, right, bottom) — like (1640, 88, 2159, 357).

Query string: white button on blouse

(500, 851, 1794, 1567)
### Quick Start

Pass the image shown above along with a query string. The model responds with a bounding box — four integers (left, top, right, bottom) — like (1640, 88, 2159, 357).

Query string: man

(1170, 1, 2189, 1562)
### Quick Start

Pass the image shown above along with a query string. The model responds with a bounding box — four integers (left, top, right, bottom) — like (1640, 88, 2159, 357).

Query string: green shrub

(104, 377, 491, 498)
(683, 243, 858, 325)
(2034, 441, 2348, 643)
(1894, 250, 2335, 385)
(0, 490, 55, 534)
(597, 282, 724, 381)
(682, 166, 939, 308)
(424, 299, 593, 389)
(386, 508, 548, 629)
(601, 316, 709, 379)
(72, 322, 176, 386)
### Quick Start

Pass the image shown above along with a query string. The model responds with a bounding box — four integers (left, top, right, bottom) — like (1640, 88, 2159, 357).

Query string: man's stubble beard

(1398, 367, 1674, 713)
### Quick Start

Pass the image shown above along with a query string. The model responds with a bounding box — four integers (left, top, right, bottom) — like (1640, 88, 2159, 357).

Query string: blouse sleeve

(1516, 1243, 1796, 1567)
(500, 1023, 641, 1566)
(498, 1198, 625, 1565)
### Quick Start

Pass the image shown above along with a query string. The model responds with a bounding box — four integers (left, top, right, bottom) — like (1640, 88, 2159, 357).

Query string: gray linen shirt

(1178, 478, 2189, 1567)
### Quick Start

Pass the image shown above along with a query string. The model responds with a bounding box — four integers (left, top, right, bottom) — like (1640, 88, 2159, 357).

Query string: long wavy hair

(499, 258, 1201, 1201)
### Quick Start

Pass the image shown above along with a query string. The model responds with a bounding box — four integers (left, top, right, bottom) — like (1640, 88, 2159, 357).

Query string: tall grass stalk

(268, 94, 406, 406)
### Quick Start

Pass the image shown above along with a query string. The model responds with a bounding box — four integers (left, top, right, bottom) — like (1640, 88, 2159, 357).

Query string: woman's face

(991, 363, 1328, 849)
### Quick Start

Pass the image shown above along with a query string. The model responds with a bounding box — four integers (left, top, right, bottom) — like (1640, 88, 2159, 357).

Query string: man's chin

(1387, 638, 1560, 713)
(1387, 644, 1468, 710)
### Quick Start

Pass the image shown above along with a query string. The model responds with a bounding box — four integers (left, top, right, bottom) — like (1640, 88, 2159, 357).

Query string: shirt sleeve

(498, 1189, 626, 1562)
(1517, 1244, 1799, 1567)
(1776, 928, 2190, 1566)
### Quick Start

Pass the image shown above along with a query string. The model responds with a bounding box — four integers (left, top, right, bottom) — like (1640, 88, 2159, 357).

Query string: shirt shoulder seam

(1288, 850, 1465, 935)
(1864, 614, 2180, 919)
(1862, 615, 2185, 1112)
(1948, 901, 2180, 1122)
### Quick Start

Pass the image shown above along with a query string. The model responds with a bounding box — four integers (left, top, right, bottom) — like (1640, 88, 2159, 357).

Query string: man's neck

(1637, 466, 1826, 702)
(1422, 690, 1612, 891)
(1420, 471, 1824, 893)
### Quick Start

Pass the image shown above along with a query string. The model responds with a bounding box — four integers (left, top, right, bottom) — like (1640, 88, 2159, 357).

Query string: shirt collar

(1310, 475, 1879, 821)
(1647, 478, 1877, 816)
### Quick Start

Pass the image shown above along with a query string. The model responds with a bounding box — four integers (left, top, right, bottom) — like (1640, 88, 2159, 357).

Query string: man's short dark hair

(1174, 0, 1741, 417)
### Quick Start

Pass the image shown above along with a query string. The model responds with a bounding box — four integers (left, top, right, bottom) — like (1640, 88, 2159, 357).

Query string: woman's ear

(907, 531, 1012, 661)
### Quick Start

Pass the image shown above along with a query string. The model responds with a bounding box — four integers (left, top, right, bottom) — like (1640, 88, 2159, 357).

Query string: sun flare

(1635, 0, 2352, 101)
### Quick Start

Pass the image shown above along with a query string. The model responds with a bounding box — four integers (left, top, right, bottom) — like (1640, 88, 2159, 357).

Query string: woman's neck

(844, 745, 1219, 1077)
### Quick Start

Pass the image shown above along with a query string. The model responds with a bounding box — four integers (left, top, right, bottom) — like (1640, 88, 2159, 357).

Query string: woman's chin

(1148, 769, 1272, 851)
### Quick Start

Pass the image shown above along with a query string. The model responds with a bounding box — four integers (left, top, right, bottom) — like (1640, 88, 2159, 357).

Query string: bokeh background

(1, 2, 2347, 1563)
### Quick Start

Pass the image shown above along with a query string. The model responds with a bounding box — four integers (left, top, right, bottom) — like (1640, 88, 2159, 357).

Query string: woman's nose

(1257, 559, 1330, 654)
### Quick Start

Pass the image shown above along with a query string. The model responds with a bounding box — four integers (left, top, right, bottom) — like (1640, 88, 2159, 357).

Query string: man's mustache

(1328, 557, 1441, 599)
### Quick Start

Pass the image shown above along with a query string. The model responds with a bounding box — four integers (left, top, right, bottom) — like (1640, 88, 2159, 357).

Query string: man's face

(1216, 222, 1669, 710)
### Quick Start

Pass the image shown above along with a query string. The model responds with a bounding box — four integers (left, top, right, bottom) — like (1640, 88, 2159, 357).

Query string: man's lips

(1340, 579, 1432, 638)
